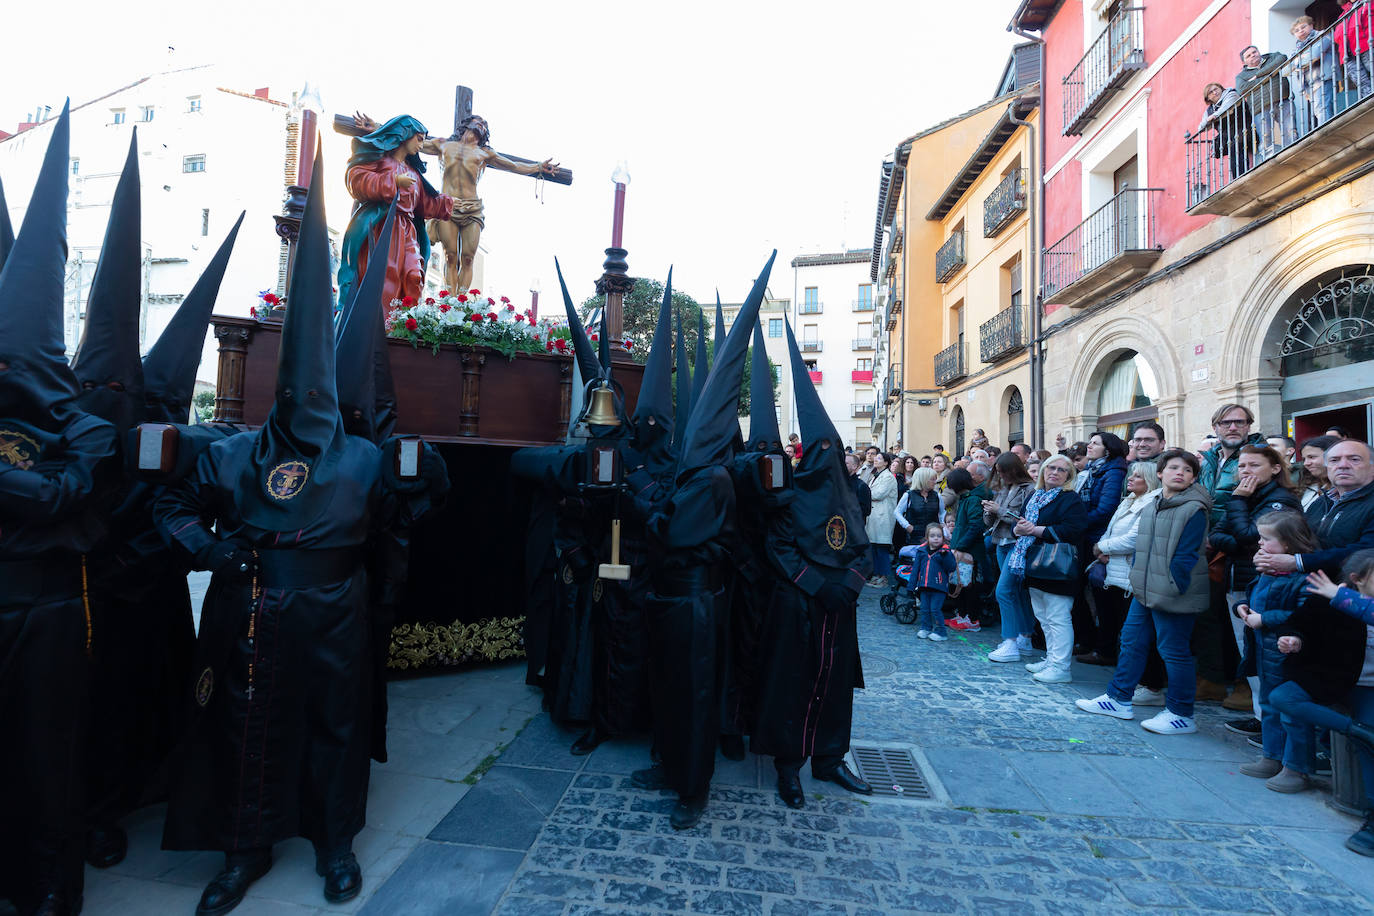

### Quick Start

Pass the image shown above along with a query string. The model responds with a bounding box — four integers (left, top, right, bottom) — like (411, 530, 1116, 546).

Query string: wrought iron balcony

(851, 403, 874, 417)
(799, 301, 823, 314)
(1063, 5, 1145, 136)
(851, 369, 874, 383)
(852, 298, 875, 311)
(801, 340, 822, 352)
(934, 342, 967, 387)
(852, 338, 874, 351)
(979, 306, 1027, 363)
(1043, 188, 1163, 308)
(983, 169, 1027, 238)
(935, 231, 966, 283)
(1185, 3, 1374, 216)
(887, 366, 901, 399)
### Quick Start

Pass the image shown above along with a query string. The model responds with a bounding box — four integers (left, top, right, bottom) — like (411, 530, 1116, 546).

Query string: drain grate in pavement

(863, 654, 897, 678)
(851, 745, 934, 800)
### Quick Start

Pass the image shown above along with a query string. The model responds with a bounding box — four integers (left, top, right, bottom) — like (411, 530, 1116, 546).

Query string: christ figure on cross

(423, 115, 559, 293)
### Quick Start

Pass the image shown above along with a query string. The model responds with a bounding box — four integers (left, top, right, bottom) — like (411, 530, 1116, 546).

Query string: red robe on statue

(345, 157, 454, 306)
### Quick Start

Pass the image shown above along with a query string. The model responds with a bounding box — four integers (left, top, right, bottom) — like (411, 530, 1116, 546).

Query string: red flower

(262, 292, 281, 306)
(487, 297, 495, 306)
(439, 303, 451, 313)
(505, 303, 515, 312)
(545, 340, 554, 352)
(457, 294, 469, 303)
(624, 340, 633, 348)
(469, 288, 481, 296)
(439, 290, 450, 297)
(468, 313, 482, 322)
(402, 296, 415, 308)
(590, 333, 599, 342)
(425, 297, 435, 305)
(486, 311, 498, 321)
(405, 316, 418, 331)
(514, 314, 525, 323)
(500, 296, 510, 303)
(554, 339, 569, 353)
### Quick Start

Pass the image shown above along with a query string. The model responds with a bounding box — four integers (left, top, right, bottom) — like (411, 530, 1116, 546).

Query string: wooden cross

(330, 84, 572, 186)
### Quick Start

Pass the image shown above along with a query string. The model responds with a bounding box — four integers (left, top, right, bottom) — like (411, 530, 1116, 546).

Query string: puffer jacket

(1200, 433, 1266, 528)
(1094, 489, 1159, 592)
(1209, 479, 1302, 592)
(1081, 455, 1128, 544)
(1238, 571, 1307, 683)
(901, 542, 957, 593)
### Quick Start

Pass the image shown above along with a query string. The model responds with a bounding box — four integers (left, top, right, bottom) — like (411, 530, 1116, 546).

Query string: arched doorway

(1274, 265, 1374, 441)
(1094, 350, 1158, 438)
(1005, 387, 1025, 447)
(951, 405, 965, 457)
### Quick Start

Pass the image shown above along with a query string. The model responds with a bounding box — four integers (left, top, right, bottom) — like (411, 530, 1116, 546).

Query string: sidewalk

(76, 588, 1374, 914)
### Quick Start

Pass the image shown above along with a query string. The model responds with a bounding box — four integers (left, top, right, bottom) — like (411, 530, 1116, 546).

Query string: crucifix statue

(333, 86, 570, 298)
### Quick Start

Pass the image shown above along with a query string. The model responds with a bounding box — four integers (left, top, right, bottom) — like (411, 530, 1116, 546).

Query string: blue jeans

(1258, 663, 1315, 773)
(918, 589, 947, 635)
(1270, 681, 1374, 801)
(995, 543, 1033, 640)
(872, 545, 892, 582)
(1108, 600, 1197, 717)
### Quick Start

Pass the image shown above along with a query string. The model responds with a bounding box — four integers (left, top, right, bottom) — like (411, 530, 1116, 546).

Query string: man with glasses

(1199, 404, 1267, 712)
(1129, 422, 1166, 462)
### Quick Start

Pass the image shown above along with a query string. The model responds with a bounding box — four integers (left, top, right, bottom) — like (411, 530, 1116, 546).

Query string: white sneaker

(1015, 635, 1035, 655)
(988, 639, 1021, 663)
(1033, 667, 1073, 684)
(1076, 694, 1133, 719)
(1025, 660, 1049, 673)
(1141, 709, 1196, 734)
(1132, 686, 1166, 707)
(915, 629, 930, 639)
(928, 632, 948, 642)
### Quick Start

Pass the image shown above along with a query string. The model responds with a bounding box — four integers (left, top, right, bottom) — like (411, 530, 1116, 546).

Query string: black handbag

(1026, 540, 1078, 582)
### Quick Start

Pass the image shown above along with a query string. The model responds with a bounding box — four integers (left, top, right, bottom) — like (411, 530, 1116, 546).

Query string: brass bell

(583, 383, 621, 427)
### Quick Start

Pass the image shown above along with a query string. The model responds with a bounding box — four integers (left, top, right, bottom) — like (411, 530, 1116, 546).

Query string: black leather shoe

(570, 728, 609, 756)
(86, 824, 128, 868)
(669, 794, 708, 830)
(196, 850, 272, 916)
(316, 851, 362, 904)
(777, 772, 805, 809)
(719, 734, 746, 761)
(630, 765, 669, 790)
(814, 763, 872, 796)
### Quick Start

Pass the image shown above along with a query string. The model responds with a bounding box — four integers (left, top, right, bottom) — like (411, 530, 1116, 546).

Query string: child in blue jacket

(901, 523, 958, 641)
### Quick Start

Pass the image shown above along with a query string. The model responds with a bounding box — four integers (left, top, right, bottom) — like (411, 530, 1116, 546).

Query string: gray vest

(1129, 484, 1212, 614)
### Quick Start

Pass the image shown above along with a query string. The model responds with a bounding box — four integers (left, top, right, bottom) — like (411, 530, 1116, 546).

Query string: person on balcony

(1291, 16, 1338, 131)
(1334, 0, 1373, 103)
(1198, 82, 1253, 180)
(1236, 45, 1297, 160)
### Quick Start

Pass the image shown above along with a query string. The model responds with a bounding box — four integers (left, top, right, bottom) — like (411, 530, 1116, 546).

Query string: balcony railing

(979, 306, 1028, 363)
(851, 338, 874, 351)
(934, 342, 967, 387)
(1043, 188, 1163, 307)
(851, 369, 874, 384)
(799, 301, 823, 314)
(887, 366, 901, 400)
(851, 403, 874, 418)
(1185, 2, 1374, 215)
(853, 298, 875, 311)
(935, 230, 966, 283)
(983, 169, 1028, 237)
(801, 340, 822, 352)
(808, 369, 823, 383)
(1064, 5, 1145, 136)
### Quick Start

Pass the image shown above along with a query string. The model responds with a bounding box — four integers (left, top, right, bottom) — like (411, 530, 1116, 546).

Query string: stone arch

(1063, 313, 1184, 443)
(999, 384, 1026, 446)
(1218, 211, 1374, 427)
(950, 404, 966, 457)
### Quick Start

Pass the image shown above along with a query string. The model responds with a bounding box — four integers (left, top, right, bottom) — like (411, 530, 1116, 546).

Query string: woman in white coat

(865, 451, 898, 587)
(1079, 461, 1162, 666)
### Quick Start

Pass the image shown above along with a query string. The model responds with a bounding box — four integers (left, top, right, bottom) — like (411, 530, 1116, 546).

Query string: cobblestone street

(74, 588, 1374, 914)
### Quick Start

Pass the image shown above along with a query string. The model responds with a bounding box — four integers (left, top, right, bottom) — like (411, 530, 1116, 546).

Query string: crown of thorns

(455, 116, 490, 145)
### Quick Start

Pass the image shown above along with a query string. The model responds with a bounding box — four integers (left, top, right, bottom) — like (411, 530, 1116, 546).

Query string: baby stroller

(879, 560, 919, 625)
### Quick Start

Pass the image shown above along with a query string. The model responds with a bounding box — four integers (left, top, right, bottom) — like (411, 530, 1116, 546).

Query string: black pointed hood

(784, 316, 869, 569)
(676, 251, 775, 479)
(714, 293, 726, 353)
(71, 131, 144, 434)
(690, 308, 708, 412)
(631, 270, 675, 474)
(555, 258, 600, 387)
(0, 101, 81, 433)
(674, 307, 691, 434)
(0, 174, 14, 277)
(234, 145, 347, 530)
(142, 212, 243, 423)
(336, 201, 397, 441)
(747, 319, 781, 453)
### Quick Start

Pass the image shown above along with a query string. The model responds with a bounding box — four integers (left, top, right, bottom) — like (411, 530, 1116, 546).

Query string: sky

(1, 0, 1024, 305)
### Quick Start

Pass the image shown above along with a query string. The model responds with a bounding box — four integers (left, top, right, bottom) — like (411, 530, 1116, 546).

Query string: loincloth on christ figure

(450, 198, 485, 229)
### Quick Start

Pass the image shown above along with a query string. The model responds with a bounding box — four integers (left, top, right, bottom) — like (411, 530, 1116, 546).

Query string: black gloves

(381, 438, 450, 500)
(196, 539, 257, 581)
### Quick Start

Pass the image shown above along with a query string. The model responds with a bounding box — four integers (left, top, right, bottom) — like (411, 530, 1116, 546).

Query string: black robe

(153, 433, 434, 853)
(645, 466, 735, 799)
(721, 453, 772, 738)
(0, 412, 116, 911)
(544, 494, 602, 725)
(750, 503, 869, 765)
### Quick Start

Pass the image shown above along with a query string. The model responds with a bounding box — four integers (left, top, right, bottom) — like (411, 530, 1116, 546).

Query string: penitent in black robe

(645, 465, 736, 800)
(153, 433, 435, 853)
(0, 413, 116, 910)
